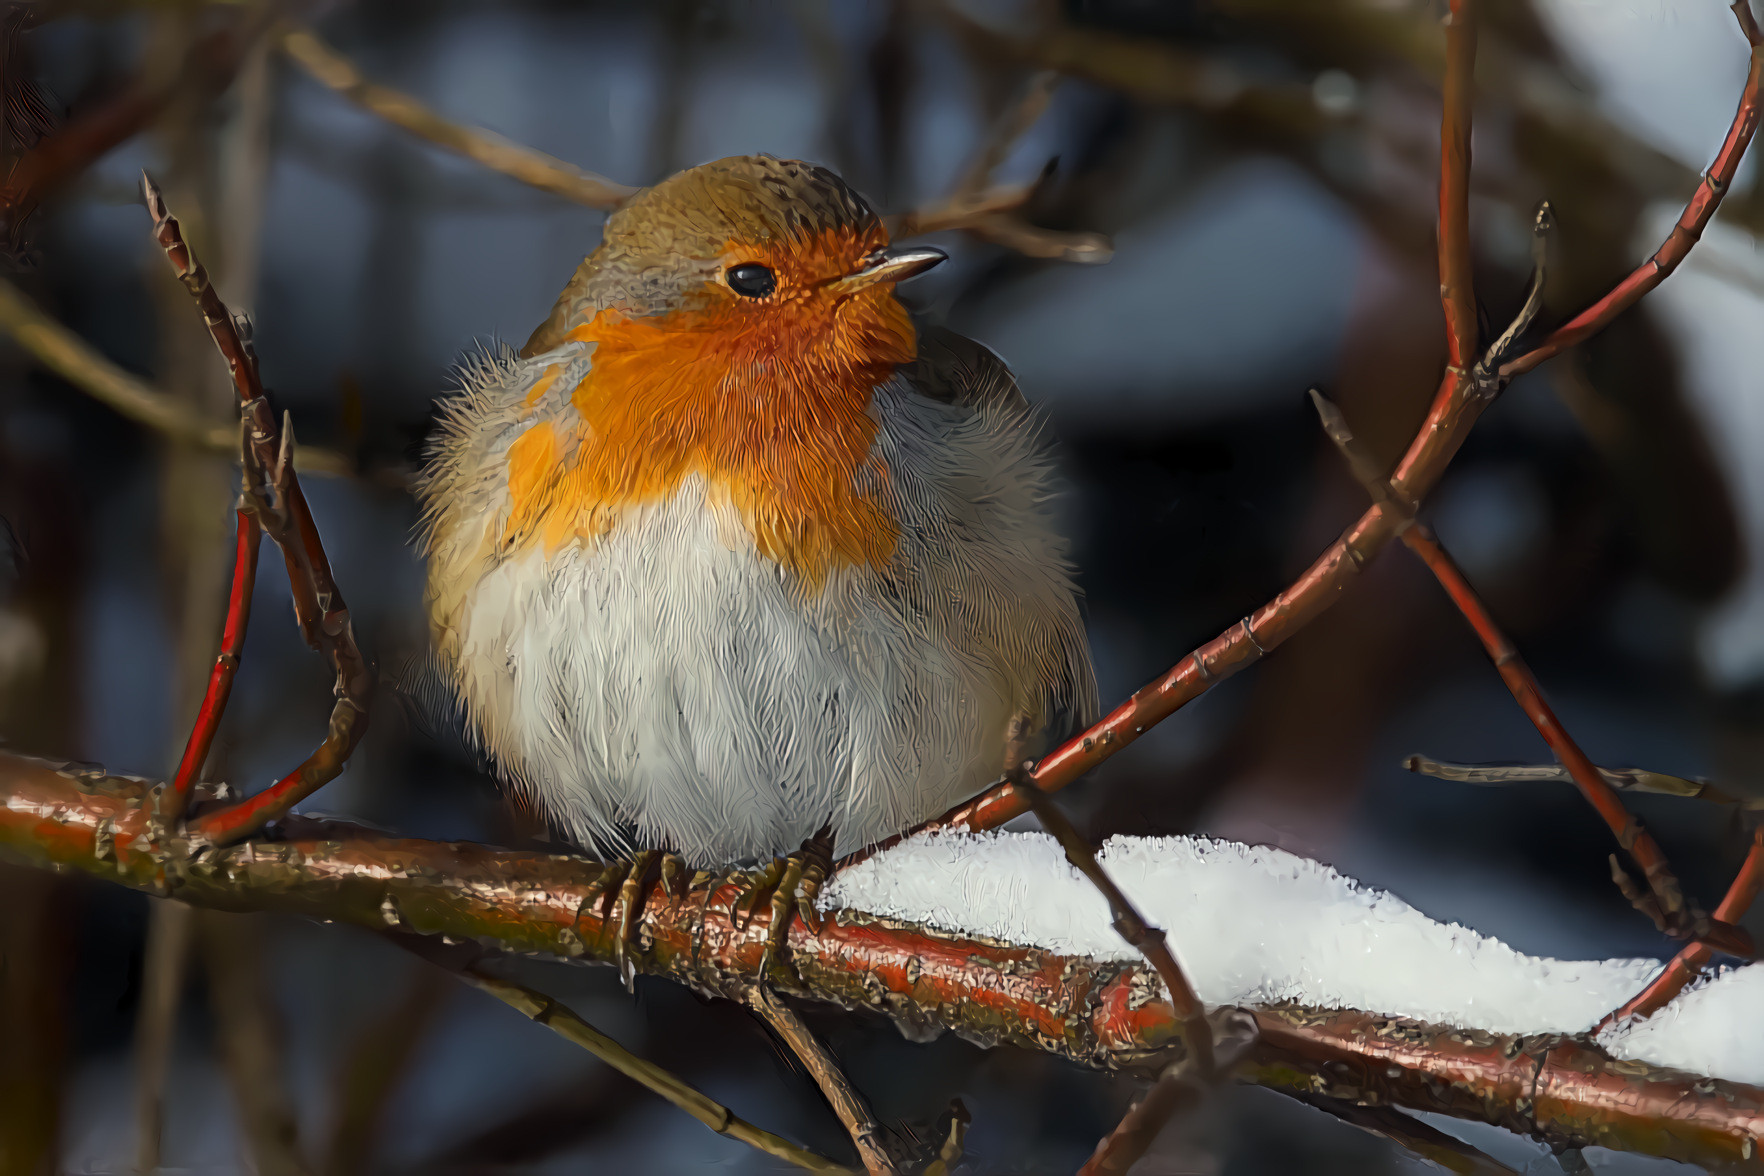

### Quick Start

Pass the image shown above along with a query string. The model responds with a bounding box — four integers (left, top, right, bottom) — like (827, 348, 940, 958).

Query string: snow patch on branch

(823, 831, 1763, 1084)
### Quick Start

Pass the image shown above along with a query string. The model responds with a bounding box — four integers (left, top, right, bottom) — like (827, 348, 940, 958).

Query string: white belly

(423, 348, 1094, 866)
(453, 476, 1010, 864)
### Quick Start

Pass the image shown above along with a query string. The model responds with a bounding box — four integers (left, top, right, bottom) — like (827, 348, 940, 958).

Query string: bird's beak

(826, 246, 947, 294)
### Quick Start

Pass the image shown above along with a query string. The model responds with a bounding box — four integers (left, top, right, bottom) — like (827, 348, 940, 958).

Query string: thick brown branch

(1008, 776, 1215, 1076)
(0, 753, 1757, 1170)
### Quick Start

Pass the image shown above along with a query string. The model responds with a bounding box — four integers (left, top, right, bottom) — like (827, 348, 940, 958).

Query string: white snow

(822, 830, 1763, 1085)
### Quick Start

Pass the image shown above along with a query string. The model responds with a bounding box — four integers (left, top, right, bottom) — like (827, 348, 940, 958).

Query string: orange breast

(502, 282, 917, 587)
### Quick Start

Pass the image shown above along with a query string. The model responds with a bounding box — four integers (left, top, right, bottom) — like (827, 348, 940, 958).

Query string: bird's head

(526, 154, 945, 370)
(503, 156, 946, 584)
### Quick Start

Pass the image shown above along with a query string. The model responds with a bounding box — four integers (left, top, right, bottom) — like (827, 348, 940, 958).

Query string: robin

(417, 154, 1095, 969)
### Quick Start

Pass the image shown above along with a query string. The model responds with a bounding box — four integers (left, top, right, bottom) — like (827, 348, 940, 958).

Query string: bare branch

(0, 753, 1758, 1170)
(450, 960, 851, 1174)
(323, 965, 449, 1176)
(131, 900, 194, 1175)
(1310, 388, 1752, 959)
(951, 70, 1060, 204)
(0, 277, 353, 476)
(0, 13, 269, 245)
(1290, 1094, 1520, 1175)
(747, 986, 893, 1174)
(1403, 754, 1748, 807)
(142, 175, 374, 843)
(1007, 773, 1217, 1077)
(1497, 12, 1764, 385)
(1604, 827, 1764, 1025)
(279, 27, 636, 210)
(198, 911, 313, 1176)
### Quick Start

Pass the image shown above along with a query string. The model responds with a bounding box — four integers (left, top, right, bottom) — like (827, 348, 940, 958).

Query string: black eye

(726, 263, 776, 299)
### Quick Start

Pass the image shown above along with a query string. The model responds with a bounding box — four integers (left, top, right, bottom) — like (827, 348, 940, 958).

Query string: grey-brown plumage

(420, 154, 1095, 864)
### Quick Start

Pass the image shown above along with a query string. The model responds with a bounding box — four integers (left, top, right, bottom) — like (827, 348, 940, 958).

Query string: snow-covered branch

(2, 751, 1757, 1169)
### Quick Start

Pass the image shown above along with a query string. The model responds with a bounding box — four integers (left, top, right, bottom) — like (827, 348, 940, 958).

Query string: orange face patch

(502, 226, 918, 586)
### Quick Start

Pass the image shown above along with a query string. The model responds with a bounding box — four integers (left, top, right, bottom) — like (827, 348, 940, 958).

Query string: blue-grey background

(1, 0, 1761, 1172)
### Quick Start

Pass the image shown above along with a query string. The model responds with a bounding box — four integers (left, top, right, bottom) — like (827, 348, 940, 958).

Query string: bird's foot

(728, 824, 835, 981)
(582, 850, 695, 991)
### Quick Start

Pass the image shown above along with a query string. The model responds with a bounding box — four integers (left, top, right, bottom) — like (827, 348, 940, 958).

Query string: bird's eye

(726, 263, 776, 299)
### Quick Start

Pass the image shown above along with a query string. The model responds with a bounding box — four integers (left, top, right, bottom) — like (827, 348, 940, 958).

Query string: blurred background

(0, 0, 1761, 1171)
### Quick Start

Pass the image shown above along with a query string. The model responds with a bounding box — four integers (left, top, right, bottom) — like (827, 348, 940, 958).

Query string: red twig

(1497, 9, 1764, 385)
(1306, 385, 1753, 960)
(165, 510, 261, 820)
(1603, 827, 1764, 1027)
(142, 174, 373, 846)
(855, 0, 1763, 861)
(1401, 525, 1752, 958)
(1438, 0, 1478, 375)
(1007, 775, 1215, 1076)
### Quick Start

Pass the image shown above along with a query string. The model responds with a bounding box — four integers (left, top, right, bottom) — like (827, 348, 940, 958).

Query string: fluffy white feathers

(417, 340, 1095, 864)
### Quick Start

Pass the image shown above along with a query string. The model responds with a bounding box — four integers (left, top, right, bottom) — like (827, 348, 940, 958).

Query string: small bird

(417, 155, 1094, 920)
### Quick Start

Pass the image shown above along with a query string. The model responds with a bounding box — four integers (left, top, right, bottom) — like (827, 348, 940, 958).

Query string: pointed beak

(826, 246, 947, 294)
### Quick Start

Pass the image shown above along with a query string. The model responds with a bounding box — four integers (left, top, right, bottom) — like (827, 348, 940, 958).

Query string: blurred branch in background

(0, 4, 273, 250)
(0, 277, 355, 474)
(279, 26, 637, 210)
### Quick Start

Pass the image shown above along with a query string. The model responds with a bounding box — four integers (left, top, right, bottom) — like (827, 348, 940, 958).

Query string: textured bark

(0, 752, 1757, 1170)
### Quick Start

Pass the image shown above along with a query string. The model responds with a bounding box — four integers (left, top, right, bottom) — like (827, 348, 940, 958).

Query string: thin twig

(1008, 773, 1218, 1078)
(453, 964, 850, 1174)
(883, 179, 1034, 237)
(1403, 754, 1748, 807)
(1079, 1010, 1257, 1175)
(1496, 7, 1764, 386)
(1603, 826, 1764, 1026)
(950, 70, 1060, 203)
(858, 0, 1764, 857)
(1291, 1094, 1520, 1175)
(1309, 389, 1753, 960)
(746, 985, 895, 1175)
(1470, 202, 1552, 395)
(132, 899, 195, 1175)
(142, 174, 375, 844)
(879, 67, 1111, 260)
(279, 27, 636, 209)
(198, 911, 313, 1176)
(165, 511, 259, 819)
(324, 965, 450, 1176)
(0, 277, 352, 475)
(1402, 528, 1751, 957)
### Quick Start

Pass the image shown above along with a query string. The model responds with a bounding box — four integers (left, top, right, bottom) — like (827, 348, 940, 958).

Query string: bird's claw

(728, 826, 835, 981)
(581, 851, 682, 992)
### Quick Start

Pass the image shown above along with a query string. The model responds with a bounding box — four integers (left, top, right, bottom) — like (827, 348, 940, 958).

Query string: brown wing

(903, 323, 1029, 414)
